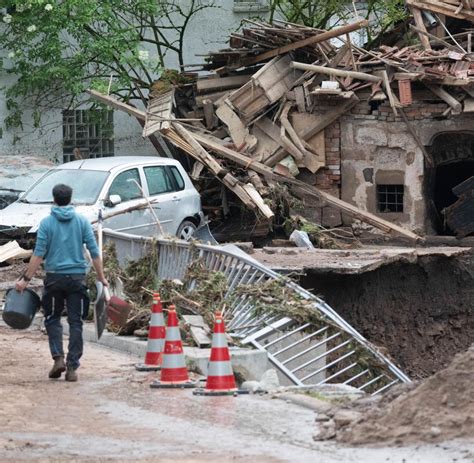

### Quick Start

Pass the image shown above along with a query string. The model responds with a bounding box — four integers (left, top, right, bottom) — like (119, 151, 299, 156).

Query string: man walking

(16, 184, 108, 381)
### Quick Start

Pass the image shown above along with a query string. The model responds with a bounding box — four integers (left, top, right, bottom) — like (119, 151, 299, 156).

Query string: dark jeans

(42, 274, 89, 370)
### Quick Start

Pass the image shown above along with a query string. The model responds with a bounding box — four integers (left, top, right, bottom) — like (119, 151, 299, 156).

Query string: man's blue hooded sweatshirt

(33, 206, 100, 274)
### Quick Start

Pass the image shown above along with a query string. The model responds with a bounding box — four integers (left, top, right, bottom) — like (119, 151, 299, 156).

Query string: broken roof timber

(406, 0, 474, 21)
(87, 90, 421, 242)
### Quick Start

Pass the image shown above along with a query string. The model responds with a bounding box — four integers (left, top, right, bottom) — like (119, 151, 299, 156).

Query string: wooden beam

(410, 7, 432, 50)
(408, 24, 460, 51)
(291, 62, 382, 83)
(406, 0, 474, 21)
(298, 97, 359, 141)
(240, 20, 368, 67)
(87, 89, 146, 120)
(425, 84, 462, 112)
(197, 75, 251, 93)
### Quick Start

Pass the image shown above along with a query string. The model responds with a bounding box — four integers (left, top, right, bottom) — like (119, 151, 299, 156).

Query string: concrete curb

(64, 321, 270, 380)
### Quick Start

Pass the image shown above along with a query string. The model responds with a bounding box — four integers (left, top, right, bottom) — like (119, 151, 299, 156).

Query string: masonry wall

(340, 98, 474, 234)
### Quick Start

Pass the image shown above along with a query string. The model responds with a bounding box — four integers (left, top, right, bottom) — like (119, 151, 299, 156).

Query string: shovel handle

(103, 285, 111, 302)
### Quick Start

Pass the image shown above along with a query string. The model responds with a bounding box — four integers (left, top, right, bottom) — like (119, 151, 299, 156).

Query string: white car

(0, 156, 204, 242)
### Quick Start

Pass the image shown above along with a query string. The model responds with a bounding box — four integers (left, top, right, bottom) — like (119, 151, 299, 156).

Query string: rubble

(313, 344, 474, 445)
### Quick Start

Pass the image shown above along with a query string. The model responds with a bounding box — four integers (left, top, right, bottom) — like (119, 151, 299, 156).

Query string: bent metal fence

(103, 229, 410, 394)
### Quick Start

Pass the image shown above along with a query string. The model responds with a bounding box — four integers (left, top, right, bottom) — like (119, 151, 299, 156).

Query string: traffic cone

(135, 293, 165, 371)
(150, 305, 196, 389)
(194, 311, 247, 396)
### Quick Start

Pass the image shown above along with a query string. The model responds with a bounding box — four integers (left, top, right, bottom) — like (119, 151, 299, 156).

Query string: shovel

(96, 210, 132, 331)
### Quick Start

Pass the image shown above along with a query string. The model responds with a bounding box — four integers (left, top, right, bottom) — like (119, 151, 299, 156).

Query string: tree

(268, 0, 409, 47)
(0, 0, 214, 129)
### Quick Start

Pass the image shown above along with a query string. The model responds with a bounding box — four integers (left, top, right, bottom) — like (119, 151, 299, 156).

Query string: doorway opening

(427, 132, 474, 234)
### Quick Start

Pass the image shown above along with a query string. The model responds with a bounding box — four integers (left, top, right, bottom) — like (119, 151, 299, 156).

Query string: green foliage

(268, 0, 409, 47)
(0, 0, 214, 127)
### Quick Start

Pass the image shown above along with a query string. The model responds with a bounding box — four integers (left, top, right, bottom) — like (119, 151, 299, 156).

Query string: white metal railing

(104, 229, 410, 393)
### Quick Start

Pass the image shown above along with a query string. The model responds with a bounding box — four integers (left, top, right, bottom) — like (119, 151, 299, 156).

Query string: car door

(102, 167, 149, 235)
(141, 165, 178, 236)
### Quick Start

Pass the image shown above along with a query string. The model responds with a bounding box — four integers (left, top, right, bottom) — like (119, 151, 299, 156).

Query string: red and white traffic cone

(135, 293, 165, 371)
(150, 305, 196, 389)
(194, 311, 247, 396)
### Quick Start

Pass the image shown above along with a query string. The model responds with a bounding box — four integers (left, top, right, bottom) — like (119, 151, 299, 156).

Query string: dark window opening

(377, 184, 404, 213)
(434, 161, 474, 213)
(63, 109, 114, 163)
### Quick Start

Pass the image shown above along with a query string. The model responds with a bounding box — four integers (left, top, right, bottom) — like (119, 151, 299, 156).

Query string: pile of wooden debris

(90, 3, 474, 242)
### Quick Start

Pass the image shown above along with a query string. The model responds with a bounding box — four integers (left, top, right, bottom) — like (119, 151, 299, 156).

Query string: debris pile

(89, 4, 474, 241)
(313, 343, 474, 445)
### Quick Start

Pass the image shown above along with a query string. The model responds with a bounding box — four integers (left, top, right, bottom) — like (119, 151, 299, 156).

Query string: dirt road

(0, 322, 472, 463)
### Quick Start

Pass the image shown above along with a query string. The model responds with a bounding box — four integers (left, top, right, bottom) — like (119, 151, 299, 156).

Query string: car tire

(177, 220, 197, 241)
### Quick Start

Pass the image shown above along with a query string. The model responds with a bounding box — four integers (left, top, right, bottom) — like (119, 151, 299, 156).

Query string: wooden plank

(298, 97, 359, 141)
(239, 20, 368, 67)
(87, 90, 146, 120)
(197, 75, 252, 93)
(425, 84, 462, 112)
(291, 113, 326, 173)
(250, 124, 281, 163)
(0, 241, 32, 264)
(410, 7, 432, 50)
(143, 89, 175, 136)
(406, 0, 474, 20)
(408, 24, 460, 51)
(227, 55, 302, 123)
(171, 123, 227, 176)
(202, 99, 216, 129)
(290, 62, 382, 83)
(215, 103, 257, 150)
(242, 184, 274, 219)
(182, 315, 212, 347)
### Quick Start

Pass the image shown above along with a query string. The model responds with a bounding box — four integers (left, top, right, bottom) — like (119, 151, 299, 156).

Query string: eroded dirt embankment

(302, 252, 474, 378)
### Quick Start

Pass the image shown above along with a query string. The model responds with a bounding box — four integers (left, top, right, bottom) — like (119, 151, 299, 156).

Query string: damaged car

(0, 156, 204, 244)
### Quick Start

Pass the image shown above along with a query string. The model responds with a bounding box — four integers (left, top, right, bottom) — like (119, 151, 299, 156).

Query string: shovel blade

(106, 296, 131, 327)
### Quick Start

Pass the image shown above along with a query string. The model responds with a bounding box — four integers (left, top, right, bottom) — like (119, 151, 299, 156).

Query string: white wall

(0, 0, 270, 161)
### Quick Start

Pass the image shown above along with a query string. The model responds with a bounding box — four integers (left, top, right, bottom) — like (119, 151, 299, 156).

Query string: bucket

(2, 288, 41, 329)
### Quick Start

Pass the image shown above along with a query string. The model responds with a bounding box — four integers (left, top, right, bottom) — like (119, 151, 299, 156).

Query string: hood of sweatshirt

(51, 206, 75, 222)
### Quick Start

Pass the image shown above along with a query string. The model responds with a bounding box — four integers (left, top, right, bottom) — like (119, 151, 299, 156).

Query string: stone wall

(340, 97, 474, 234)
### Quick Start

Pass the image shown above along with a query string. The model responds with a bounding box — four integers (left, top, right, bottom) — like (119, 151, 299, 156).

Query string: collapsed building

(91, 1, 474, 241)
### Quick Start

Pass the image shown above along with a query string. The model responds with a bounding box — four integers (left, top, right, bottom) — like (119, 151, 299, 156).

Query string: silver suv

(0, 156, 204, 241)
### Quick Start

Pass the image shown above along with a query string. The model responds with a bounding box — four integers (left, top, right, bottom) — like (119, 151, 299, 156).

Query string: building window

(377, 184, 404, 213)
(63, 109, 114, 163)
(233, 0, 269, 13)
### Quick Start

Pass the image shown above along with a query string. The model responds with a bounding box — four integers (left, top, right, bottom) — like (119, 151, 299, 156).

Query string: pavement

(1, 323, 473, 463)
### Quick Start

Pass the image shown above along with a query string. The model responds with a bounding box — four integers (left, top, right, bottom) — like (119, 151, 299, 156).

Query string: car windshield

(22, 169, 109, 205)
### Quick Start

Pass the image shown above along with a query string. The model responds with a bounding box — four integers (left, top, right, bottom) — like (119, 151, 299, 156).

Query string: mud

(336, 344, 474, 446)
(302, 252, 474, 378)
(1, 323, 471, 462)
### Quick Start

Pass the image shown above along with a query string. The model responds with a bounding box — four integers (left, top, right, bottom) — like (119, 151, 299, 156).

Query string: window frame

(143, 165, 178, 197)
(62, 109, 114, 163)
(376, 184, 404, 213)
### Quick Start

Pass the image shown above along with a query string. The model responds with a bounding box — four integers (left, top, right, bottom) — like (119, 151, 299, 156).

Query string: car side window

(108, 168, 142, 201)
(170, 166, 185, 191)
(144, 166, 175, 195)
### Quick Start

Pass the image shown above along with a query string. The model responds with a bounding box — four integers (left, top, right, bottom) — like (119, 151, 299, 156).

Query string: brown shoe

(48, 356, 66, 379)
(65, 368, 78, 382)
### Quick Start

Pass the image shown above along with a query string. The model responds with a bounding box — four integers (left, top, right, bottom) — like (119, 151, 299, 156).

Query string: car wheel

(177, 220, 197, 241)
